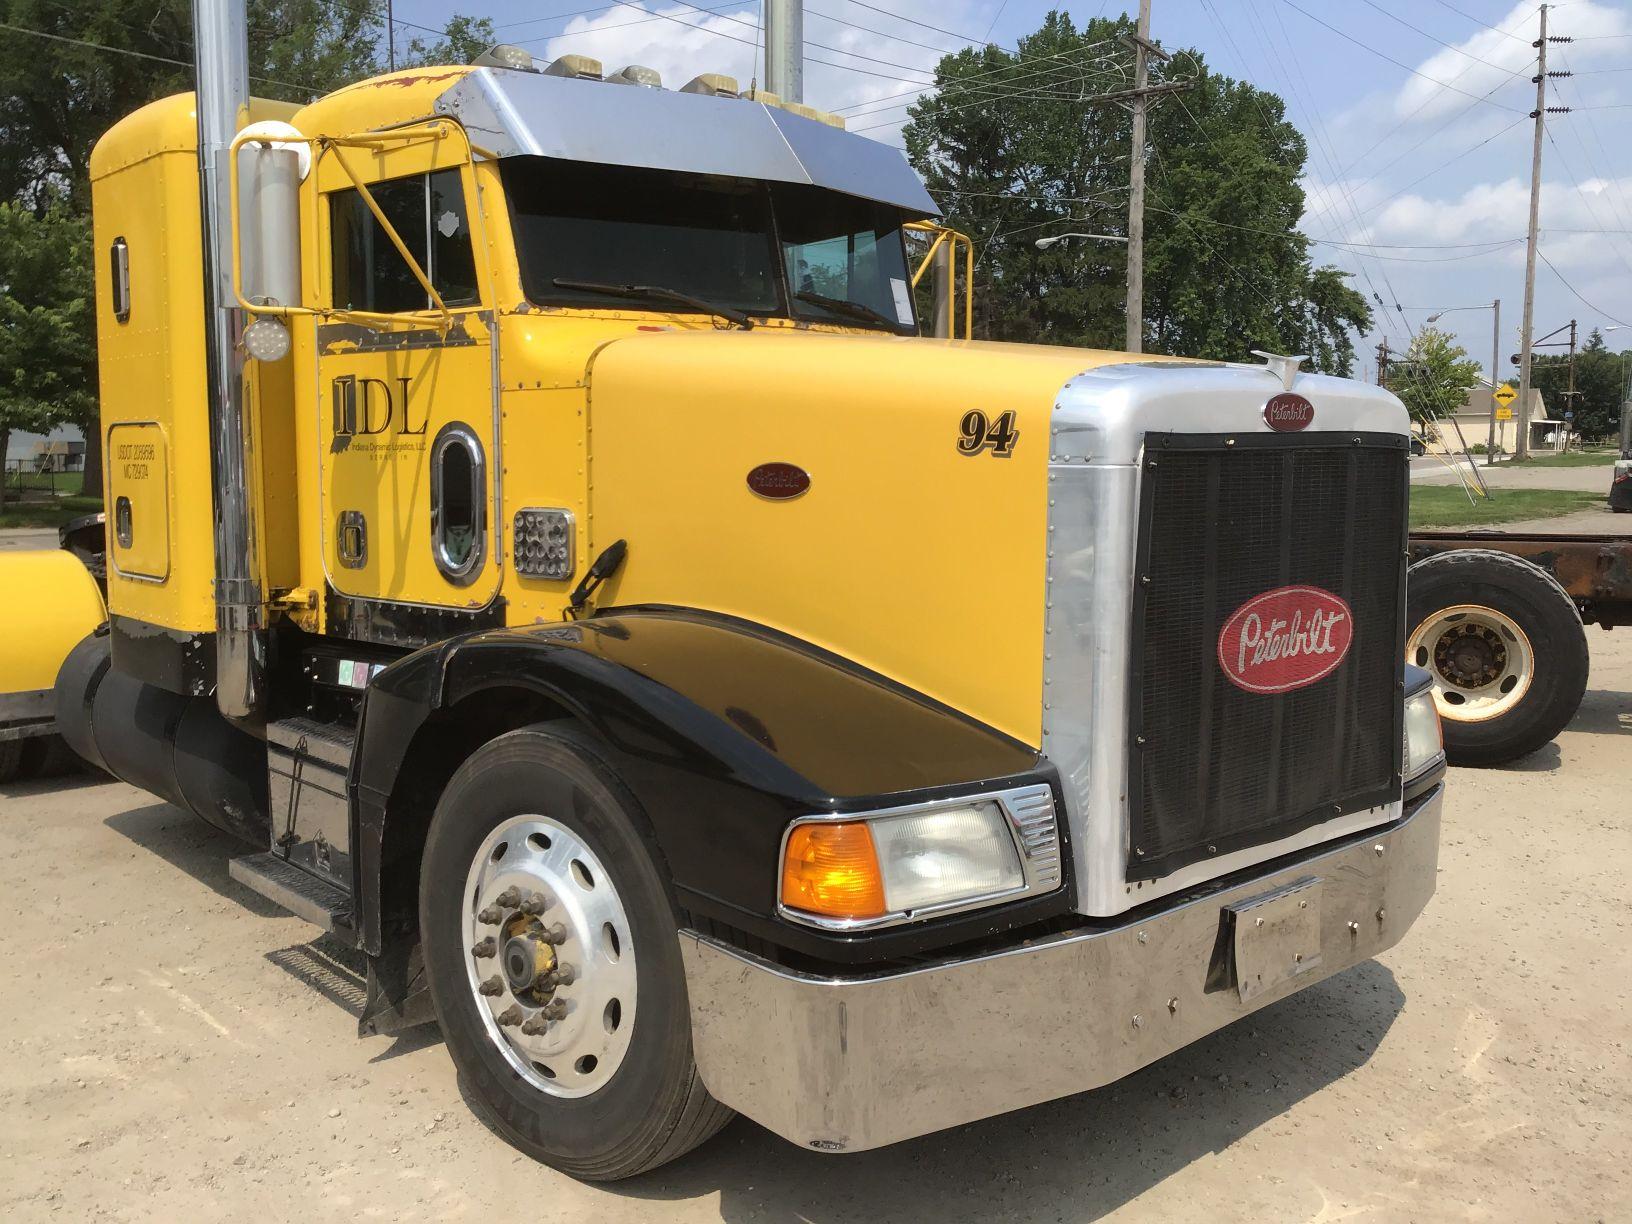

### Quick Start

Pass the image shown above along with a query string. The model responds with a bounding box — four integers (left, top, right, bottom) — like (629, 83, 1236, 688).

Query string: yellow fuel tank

(0, 550, 106, 696)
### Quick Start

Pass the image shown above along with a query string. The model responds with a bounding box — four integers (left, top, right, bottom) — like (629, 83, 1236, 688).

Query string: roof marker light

(545, 54, 603, 80)
(607, 63, 662, 88)
(681, 73, 739, 98)
(472, 44, 535, 72)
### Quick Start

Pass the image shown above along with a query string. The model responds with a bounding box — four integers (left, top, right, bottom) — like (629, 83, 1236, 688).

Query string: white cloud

(1394, 0, 1632, 122)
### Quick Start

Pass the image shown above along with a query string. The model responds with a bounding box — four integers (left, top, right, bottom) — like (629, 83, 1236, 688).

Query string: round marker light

(243, 316, 291, 363)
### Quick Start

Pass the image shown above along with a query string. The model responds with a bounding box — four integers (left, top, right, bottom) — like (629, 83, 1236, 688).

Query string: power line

(0, 18, 318, 95)
(1537, 249, 1631, 327)
(835, 38, 1119, 115)
(1426, 0, 1532, 41)
(1277, 0, 1525, 112)
(1356, 0, 1537, 77)
(829, 0, 997, 50)
(805, 5, 966, 56)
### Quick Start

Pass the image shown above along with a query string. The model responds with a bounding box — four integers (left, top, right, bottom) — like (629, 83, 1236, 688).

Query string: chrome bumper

(679, 786, 1441, 1153)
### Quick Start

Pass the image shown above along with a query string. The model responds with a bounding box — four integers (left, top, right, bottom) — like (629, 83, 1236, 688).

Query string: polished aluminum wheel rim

(1408, 603, 1534, 723)
(461, 814, 637, 1097)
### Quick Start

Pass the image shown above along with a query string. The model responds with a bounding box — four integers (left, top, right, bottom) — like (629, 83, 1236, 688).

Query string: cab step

(230, 851, 357, 944)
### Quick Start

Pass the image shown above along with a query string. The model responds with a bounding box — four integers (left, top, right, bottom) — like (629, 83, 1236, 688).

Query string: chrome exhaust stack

(192, 0, 265, 722)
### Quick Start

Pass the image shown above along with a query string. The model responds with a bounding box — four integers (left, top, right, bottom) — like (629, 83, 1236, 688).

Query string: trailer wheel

(1407, 549, 1589, 766)
(419, 723, 732, 1181)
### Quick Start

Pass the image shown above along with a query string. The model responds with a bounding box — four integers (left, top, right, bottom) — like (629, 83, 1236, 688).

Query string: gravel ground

(2, 649, 1629, 1223)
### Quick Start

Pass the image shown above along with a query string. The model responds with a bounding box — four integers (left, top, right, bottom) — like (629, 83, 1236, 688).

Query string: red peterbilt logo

(1263, 392, 1315, 432)
(1217, 585, 1353, 694)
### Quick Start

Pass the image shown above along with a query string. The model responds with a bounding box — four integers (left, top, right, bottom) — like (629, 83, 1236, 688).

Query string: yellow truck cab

(40, 5, 1447, 1181)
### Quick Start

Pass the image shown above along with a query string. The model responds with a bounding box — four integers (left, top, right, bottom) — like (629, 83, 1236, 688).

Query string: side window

(430, 422, 486, 585)
(330, 168, 477, 313)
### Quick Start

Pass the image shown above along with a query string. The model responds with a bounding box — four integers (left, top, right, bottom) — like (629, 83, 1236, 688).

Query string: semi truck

(5, 1, 1448, 1181)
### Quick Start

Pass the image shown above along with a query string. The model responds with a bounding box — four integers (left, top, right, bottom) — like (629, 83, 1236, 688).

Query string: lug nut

(471, 937, 496, 959)
(520, 1015, 550, 1036)
(476, 905, 504, 924)
(478, 976, 504, 997)
(521, 891, 551, 915)
(541, 1000, 567, 1021)
(552, 963, 577, 986)
(541, 923, 568, 946)
(494, 887, 522, 907)
(497, 1005, 523, 1027)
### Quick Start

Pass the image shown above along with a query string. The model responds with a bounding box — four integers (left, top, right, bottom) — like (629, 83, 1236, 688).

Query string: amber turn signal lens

(781, 822, 887, 920)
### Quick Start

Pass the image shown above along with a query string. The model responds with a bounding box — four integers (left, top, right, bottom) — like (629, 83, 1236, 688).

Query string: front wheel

(420, 724, 733, 1180)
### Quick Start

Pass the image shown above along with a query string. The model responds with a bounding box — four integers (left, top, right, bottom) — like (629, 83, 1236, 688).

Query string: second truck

(13, 0, 1447, 1180)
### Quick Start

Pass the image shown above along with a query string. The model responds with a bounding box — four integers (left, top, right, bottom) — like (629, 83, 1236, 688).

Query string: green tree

(1529, 329, 1629, 440)
(400, 15, 497, 69)
(1385, 326, 1482, 426)
(0, 1, 385, 212)
(902, 11, 1371, 371)
(0, 203, 95, 503)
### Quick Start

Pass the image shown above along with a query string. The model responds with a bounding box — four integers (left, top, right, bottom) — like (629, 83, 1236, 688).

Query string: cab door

(315, 140, 499, 617)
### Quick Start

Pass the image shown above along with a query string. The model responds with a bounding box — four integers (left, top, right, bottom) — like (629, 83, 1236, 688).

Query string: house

(31, 439, 86, 473)
(1428, 379, 1554, 453)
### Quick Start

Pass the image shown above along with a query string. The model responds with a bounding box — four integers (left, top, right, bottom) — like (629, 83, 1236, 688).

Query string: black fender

(351, 607, 1069, 965)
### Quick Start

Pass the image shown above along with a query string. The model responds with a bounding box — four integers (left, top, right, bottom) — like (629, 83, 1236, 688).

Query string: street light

(1034, 232, 1129, 249)
(1423, 301, 1502, 466)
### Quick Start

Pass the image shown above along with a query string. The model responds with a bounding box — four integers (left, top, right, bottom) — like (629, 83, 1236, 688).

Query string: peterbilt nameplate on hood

(1217, 585, 1353, 694)
(1263, 392, 1315, 432)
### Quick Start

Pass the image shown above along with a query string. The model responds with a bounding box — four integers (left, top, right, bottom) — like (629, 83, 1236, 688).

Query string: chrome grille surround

(1043, 361, 1412, 917)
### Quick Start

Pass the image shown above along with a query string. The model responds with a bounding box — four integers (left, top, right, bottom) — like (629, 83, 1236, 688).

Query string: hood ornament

(1250, 350, 1308, 391)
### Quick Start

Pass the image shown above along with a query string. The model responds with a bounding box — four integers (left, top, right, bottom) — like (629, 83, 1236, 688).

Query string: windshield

(773, 184, 915, 330)
(501, 157, 917, 333)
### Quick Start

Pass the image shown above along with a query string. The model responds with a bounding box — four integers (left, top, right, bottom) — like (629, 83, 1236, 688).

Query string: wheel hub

(1435, 622, 1506, 689)
(1408, 603, 1535, 724)
(461, 814, 638, 1098)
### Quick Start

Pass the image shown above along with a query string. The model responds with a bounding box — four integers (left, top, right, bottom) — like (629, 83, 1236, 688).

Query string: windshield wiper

(794, 290, 900, 330)
(551, 279, 752, 329)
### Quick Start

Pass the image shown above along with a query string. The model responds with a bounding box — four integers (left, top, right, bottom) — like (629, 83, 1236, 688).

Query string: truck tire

(419, 723, 733, 1180)
(1407, 548, 1589, 767)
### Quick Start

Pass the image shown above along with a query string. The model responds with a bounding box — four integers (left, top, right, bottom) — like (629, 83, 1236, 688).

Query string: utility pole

(1487, 299, 1500, 465)
(1516, 5, 1572, 459)
(764, 0, 803, 103)
(387, 0, 395, 72)
(1125, 0, 1154, 354)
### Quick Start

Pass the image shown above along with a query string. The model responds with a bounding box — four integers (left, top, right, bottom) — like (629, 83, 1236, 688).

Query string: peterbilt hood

(579, 329, 1404, 750)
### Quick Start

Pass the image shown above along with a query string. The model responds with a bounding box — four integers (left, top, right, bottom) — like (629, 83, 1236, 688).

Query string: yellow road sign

(1496, 406, 1514, 421)
(1493, 384, 1518, 408)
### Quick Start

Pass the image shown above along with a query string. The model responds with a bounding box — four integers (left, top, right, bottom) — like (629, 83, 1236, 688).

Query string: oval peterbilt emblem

(1217, 585, 1353, 694)
(1263, 392, 1315, 432)
(746, 462, 810, 500)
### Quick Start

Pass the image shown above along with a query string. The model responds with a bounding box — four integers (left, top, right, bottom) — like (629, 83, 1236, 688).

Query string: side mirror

(233, 124, 309, 360)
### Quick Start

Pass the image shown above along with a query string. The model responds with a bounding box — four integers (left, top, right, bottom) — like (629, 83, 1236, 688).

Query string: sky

(383, 0, 1632, 385)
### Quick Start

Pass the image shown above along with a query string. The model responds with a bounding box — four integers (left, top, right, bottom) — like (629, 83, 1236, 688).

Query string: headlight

(1403, 685, 1444, 780)
(779, 790, 1056, 929)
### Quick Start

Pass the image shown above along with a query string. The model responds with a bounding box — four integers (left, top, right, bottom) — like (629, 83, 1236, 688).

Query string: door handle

(337, 510, 367, 568)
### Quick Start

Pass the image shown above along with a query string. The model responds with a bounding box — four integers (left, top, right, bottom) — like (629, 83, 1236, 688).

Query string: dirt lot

(3, 642, 1629, 1223)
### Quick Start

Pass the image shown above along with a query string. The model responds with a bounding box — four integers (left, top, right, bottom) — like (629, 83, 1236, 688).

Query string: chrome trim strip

(683, 784, 1441, 1153)
(775, 783, 1062, 932)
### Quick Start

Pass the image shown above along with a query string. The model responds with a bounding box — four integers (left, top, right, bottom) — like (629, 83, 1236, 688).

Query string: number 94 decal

(956, 409, 1020, 458)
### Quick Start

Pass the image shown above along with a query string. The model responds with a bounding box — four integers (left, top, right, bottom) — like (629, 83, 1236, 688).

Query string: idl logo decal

(1217, 585, 1353, 694)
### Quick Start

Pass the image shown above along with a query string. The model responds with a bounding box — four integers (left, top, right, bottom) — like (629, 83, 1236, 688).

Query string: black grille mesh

(1129, 434, 1407, 881)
